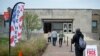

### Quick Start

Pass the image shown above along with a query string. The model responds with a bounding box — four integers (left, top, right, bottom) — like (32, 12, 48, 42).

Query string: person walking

(59, 30, 65, 47)
(48, 31, 51, 42)
(51, 30, 57, 46)
(72, 28, 86, 56)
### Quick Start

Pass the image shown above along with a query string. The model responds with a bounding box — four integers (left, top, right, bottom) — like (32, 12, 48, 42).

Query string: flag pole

(9, 7, 12, 56)
(8, 2, 18, 56)
(9, 7, 13, 56)
(9, 11, 11, 56)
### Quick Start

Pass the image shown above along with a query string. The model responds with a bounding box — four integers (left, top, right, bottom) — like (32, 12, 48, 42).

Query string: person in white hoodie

(51, 30, 58, 46)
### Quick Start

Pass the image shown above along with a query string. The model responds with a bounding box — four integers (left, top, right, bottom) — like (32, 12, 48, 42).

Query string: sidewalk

(42, 39, 100, 56)
(42, 41, 75, 56)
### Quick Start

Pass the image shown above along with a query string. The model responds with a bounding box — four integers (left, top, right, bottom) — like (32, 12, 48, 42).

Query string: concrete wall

(25, 9, 92, 33)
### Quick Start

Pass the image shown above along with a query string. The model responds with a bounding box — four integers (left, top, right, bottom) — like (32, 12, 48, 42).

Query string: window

(69, 30, 71, 32)
(92, 20, 97, 29)
(64, 30, 67, 32)
(52, 23, 63, 33)
(69, 24, 71, 28)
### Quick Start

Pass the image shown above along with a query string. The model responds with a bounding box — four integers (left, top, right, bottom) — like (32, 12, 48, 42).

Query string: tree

(23, 12, 41, 39)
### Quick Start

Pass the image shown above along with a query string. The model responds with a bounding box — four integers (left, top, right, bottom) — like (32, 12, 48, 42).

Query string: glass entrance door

(63, 23, 73, 33)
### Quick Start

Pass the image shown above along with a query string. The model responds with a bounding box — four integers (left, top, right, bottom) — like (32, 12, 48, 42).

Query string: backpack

(79, 37, 86, 50)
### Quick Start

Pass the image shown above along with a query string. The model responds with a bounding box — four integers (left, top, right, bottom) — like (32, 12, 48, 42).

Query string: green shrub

(0, 38, 9, 56)
(0, 37, 47, 56)
(0, 38, 9, 45)
(10, 37, 47, 56)
(0, 46, 9, 56)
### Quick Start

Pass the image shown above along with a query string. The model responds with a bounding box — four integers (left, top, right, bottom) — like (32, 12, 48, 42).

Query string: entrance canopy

(42, 19, 73, 33)
(42, 19, 73, 23)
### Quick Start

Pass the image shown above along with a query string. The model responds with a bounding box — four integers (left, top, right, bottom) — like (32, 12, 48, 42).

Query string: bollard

(67, 36, 68, 46)
(64, 36, 66, 43)
(70, 39, 73, 52)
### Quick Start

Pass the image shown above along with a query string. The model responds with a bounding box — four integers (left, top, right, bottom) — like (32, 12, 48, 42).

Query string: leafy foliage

(24, 12, 41, 31)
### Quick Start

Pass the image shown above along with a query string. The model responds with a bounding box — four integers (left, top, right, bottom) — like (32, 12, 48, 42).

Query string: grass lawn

(0, 37, 9, 45)
(0, 37, 9, 56)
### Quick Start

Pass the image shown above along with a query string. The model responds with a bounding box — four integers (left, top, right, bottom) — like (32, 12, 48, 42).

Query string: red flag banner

(10, 2, 25, 47)
(4, 12, 9, 20)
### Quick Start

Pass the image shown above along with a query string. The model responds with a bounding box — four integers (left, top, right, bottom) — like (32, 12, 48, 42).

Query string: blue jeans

(52, 37, 57, 46)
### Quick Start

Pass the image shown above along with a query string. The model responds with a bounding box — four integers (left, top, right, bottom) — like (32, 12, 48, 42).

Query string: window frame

(92, 20, 97, 29)
(92, 20, 98, 33)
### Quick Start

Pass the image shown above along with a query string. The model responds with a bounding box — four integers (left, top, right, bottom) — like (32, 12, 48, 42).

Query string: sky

(0, 0, 100, 14)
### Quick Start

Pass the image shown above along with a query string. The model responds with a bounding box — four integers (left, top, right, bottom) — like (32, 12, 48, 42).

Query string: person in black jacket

(72, 28, 84, 56)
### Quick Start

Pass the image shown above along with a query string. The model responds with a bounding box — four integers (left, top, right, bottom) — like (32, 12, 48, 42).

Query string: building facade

(0, 8, 100, 39)
(24, 9, 100, 35)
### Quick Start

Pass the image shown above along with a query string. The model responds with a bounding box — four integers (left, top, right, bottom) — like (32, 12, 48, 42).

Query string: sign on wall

(85, 45, 98, 56)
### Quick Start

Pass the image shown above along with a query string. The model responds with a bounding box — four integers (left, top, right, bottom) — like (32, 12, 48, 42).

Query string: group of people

(48, 30, 65, 47)
(47, 29, 86, 56)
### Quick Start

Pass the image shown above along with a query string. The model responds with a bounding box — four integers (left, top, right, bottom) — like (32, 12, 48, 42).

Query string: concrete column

(98, 15, 100, 40)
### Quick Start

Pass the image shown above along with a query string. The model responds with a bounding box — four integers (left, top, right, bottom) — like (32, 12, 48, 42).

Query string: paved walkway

(42, 41, 75, 56)
(42, 39, 100, 56)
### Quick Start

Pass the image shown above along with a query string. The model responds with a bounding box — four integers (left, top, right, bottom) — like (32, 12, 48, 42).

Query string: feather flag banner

(10, 2, 25, 47)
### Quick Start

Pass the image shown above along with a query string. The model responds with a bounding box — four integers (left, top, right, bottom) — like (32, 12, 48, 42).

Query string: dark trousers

(59, 38, 63, 47)
(52, 37, 57, 46)
(75, 47, 83, 56)
(48, 37, 51, 42)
